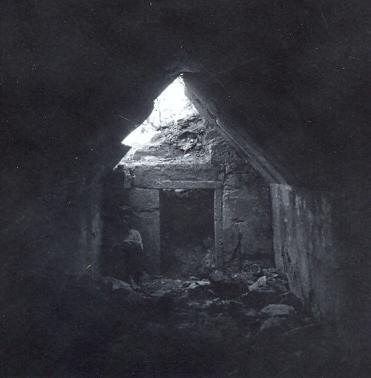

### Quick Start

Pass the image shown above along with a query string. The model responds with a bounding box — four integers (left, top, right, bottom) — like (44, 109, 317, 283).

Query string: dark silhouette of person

(103, 206, 145, 288)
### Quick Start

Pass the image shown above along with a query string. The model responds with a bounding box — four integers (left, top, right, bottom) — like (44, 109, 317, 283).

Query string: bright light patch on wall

(122, 76, 197, 147)
(121, 123, 158, 147)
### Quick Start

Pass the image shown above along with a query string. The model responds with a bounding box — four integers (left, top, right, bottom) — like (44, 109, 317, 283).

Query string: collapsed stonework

(109, 111, 273, 278)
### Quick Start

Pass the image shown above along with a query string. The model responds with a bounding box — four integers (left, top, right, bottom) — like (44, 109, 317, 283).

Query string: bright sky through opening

(122, 76, 197, 147)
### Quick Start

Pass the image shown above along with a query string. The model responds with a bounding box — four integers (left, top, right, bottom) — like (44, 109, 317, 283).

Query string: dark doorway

(160, 189, 214, 277)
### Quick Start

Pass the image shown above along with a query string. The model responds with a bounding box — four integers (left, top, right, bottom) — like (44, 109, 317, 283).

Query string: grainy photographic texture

(1, 1, 370, 376)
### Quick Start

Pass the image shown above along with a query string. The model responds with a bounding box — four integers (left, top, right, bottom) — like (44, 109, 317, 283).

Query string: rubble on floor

(0, 267, 358, 377)
(98, 268, 345, 377)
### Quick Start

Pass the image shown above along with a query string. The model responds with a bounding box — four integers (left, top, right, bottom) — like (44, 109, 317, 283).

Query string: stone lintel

(135, 180, 222, 189)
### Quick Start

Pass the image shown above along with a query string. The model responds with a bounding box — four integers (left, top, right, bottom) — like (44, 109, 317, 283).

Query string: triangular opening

(122, 76, 198, 148)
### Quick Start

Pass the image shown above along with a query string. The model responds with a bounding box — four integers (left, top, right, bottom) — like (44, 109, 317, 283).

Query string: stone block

(223, 189, 251, 225)
(131, 164, 219, 187)
(224, 174, 243, 189)
(127, 188, 159, 211)
(260, 304, 295, 317)
(223, 225, 240, 255)
(222, 186, 273, 267)
(225, 159, 250, 175)
(210, 142, 236, 164)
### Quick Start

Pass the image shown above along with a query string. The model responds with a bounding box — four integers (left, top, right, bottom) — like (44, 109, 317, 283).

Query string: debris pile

(128, 267, 339, 377)
(0, 268, 352, 377)
(123, 115, 212, 163)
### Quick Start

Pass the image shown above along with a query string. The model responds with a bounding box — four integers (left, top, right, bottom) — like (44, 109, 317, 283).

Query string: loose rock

(260, 304, 296, 317)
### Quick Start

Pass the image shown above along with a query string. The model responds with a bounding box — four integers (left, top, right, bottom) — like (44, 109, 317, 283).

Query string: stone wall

(270, 184, 340, 319)
(119, 132, 274, 275)
(211, 141, 274, 271)
(270, 183, 371, 364)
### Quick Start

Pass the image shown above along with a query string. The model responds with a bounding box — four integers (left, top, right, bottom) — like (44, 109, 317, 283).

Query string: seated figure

(104, 206, 145, 288)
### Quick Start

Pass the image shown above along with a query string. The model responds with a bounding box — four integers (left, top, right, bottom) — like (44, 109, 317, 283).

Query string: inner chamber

(160, 189, 214, 277)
